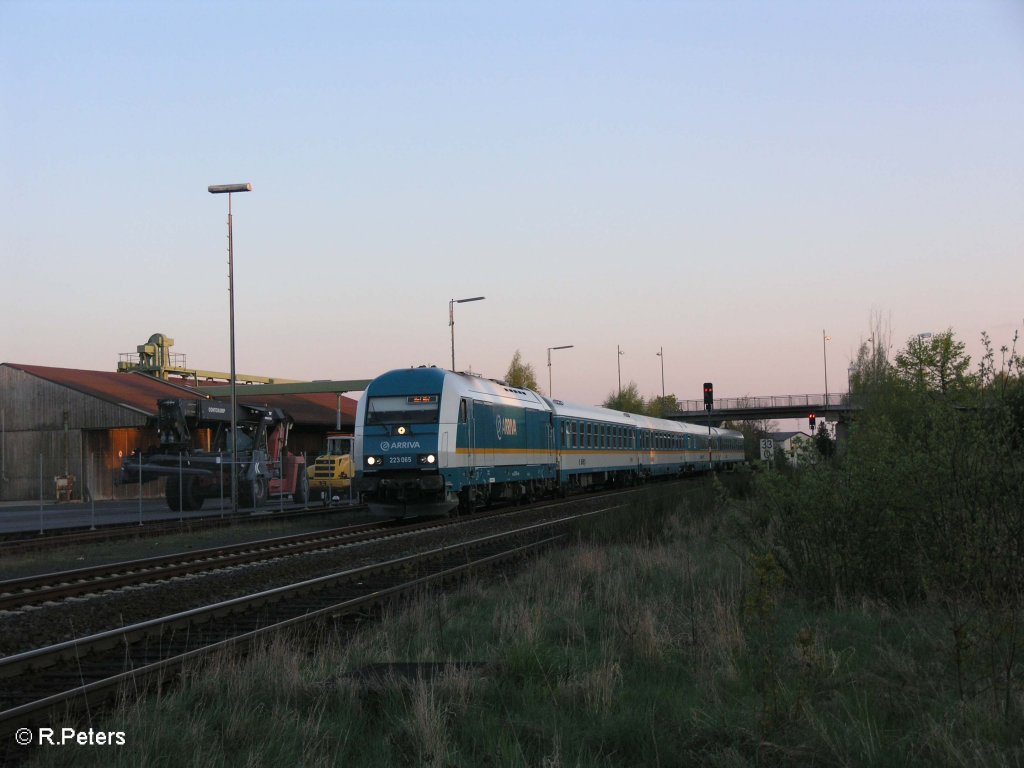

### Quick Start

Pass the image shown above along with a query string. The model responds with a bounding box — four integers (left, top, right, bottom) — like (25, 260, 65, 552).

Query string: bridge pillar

(834, 418, 851, 448)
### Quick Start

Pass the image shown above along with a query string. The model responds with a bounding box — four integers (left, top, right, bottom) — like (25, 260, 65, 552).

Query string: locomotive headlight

(396, 426, 408, 436)
(418, 453, 437, 465)
(366, 455, 383, 467)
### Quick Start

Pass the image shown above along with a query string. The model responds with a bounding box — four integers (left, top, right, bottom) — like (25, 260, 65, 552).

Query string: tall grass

(25, 479, 1024, 767)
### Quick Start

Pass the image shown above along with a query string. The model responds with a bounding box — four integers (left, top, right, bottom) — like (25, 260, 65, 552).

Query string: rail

(0, 507, 618, 741)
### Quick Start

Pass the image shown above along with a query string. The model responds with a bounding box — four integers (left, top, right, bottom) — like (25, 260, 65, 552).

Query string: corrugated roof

(231, 388, 358, 427)
(4, 364, 205, 415)
(2, 364, 358, 426)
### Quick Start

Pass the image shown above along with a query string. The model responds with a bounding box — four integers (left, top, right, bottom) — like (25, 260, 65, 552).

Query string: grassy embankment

(27, 477, 1023, 767)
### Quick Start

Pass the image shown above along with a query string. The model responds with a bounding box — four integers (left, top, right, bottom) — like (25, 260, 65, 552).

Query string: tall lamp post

(450, 296, 485, 371)
(617, 345, 625, 394)
(822, 330, 831, 407)
(656, 347, 665, 399)
(208, 182, 252, 513)
(546, 345, 573, 397)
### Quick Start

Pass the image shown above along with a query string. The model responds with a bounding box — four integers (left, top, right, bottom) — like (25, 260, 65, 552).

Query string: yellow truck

(306, 434, 354, 504)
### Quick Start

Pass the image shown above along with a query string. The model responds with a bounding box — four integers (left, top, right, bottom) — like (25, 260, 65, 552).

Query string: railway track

(0, 510, 518, 612)
(0, 521, 382, 611)
(0, 502, 357, 556)
(0, 480, 668, 612)
(0, 504, 621, 749)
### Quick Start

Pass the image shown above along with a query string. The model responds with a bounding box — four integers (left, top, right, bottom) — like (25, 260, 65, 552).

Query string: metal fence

(677, 392, 854, 412)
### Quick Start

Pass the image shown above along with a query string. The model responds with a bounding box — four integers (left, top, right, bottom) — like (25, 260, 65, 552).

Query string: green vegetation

(743, 325, 1024, 726)
(504, 350, 539, 391)
(28, 326, 1024, 766)
(599, 382, 704, 420)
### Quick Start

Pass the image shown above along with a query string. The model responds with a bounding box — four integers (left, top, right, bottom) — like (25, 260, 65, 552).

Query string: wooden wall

(0, 366, 153, 501)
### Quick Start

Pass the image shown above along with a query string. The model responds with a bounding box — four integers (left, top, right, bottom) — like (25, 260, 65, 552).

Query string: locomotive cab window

(366, 395, 441, 425)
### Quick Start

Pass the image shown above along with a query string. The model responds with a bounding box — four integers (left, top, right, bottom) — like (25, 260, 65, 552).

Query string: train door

(458, 398, 475, 474)
(548, 413, 556, 466)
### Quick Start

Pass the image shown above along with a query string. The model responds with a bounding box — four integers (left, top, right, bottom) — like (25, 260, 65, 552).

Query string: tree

(814, 421, 835, 459)
(849, 310, 894, 397)
(893, 329, 971, 395)
(504, 350, 539, 390)
(723, 413, 778, 463)
(604, 382, 645, 413)
(646, 394, 680, 418)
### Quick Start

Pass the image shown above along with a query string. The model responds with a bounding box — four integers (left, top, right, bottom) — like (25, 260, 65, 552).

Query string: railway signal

(809, 413, 816, 431)
(703, 382, 714, 410)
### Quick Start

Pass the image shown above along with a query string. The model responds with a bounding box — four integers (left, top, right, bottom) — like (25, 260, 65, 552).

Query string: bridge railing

(676, 393, 854, 412)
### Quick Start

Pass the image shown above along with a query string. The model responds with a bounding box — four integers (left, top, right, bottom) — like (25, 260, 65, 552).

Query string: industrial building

(0, 362, 362, 503)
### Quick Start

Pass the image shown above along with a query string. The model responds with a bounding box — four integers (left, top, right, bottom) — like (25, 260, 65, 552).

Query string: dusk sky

(3, 1, 1022, 408)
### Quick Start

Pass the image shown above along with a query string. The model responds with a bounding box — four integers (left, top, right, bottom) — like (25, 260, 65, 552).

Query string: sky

(2, 0, 1023, 410)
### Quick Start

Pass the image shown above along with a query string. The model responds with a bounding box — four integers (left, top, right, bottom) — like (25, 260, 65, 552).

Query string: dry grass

(24, 482, 1024, 767)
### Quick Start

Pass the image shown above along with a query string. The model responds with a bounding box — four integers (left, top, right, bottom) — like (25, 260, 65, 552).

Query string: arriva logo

(380, 440, 422, 451)
(495, 415, 518, 440)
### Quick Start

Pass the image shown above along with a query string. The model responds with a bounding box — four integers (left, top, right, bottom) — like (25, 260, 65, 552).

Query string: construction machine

(121, 398, 309, 511)
(306, 433, 354, 504)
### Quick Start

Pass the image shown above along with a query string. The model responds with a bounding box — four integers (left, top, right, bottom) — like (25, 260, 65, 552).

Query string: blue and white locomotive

(354, 366, 744, 519)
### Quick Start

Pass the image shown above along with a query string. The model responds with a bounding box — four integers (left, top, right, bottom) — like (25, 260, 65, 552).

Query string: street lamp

(617, 345, 625, 394)
(546, 345, 573, 397)
(449, 296, 485, 371)
(822, 330, 831, 406)
(208, 182, 252, 513)
(656, 347, 665, 399)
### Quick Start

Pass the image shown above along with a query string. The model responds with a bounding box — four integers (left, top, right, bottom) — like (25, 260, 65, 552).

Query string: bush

(733, 328, 1024, 715)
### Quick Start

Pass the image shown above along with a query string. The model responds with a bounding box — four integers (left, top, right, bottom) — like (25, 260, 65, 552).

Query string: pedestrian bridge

(671, 393, 857, 426)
